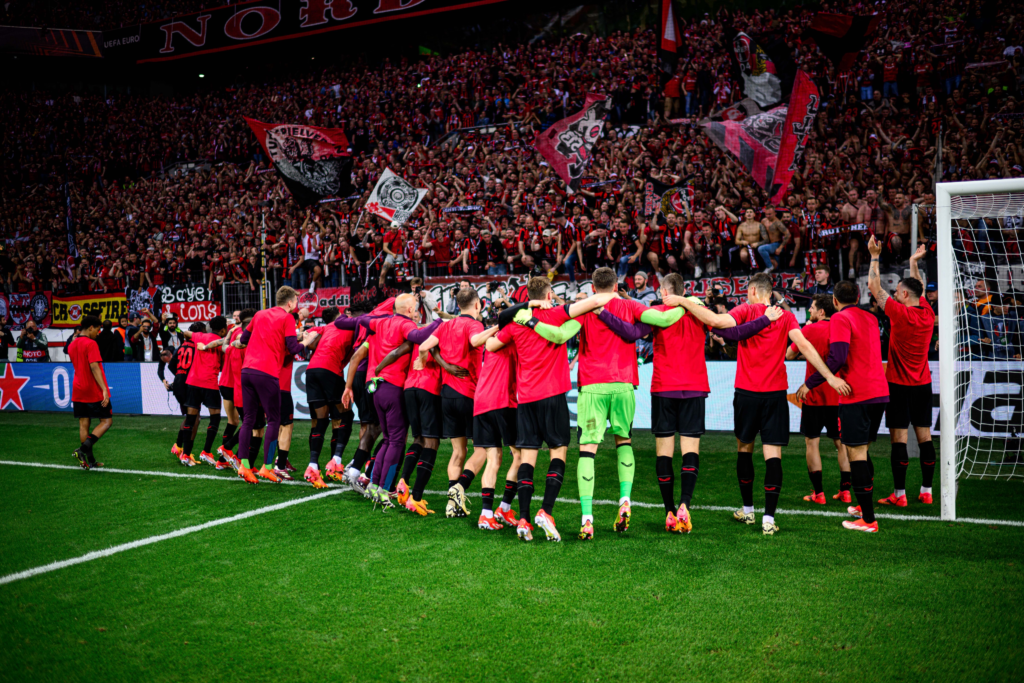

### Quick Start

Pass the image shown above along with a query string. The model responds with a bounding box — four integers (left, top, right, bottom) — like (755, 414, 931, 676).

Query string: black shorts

(838, 402, 887, 446)
(280, 390, 294, 427)
(172, 375, 188, 406)
(441, 385, 474, 439)
(473, 407, 518, 448)
(219, 386, 234, 403)
(405, 388, 442, 439)
(306, 368, 342, 411)
(354, 368, 379, 425)
(185, 384, 221, 410)
(237, 405, 266, 430)
(885, 383, 933, 429)
(651, 395, 705, 437)
(733, 388, 790, 446)
(801, 405, 840, 440)
(73, 400, 112, 419)
(516, 394, 570, 450)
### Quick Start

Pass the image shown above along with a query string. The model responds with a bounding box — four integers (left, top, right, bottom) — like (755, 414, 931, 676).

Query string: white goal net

(937, 179, 1024, 520)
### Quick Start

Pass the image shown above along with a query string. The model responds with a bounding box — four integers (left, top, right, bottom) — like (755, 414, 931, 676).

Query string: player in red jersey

(230, 310, 263, 474)
(268, 309, 310, 481)
(68, 315, 112, 469)
(799, 280, 889, 533)
(676, 273, 850, 535)
(786, 295, 851, 504)
(234, 287, 317, 485)
(869, 240, 937, 506)
(216, 318, 241, 468)
(177, 315, 229, 468)
(486, 277, 615, 542)
(471, 340, 521, 530)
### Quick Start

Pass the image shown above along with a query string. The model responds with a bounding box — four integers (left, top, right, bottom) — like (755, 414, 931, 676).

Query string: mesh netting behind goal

(944, 189, 1024, 483)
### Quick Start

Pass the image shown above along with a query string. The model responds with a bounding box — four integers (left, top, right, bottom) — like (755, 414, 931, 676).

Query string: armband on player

(513, 308, 539, 329)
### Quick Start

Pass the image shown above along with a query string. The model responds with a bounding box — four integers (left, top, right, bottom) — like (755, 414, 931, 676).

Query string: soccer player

(798, 279, 889, 533)
(68, 315, 112, 469)
(675, 273, 850, 535)
(471, 337, 521, 530)
(235, 287, 317, 484)
(486, 277, 615, 542)
(869, 239, 936, 506)
(304, 306, 358, 489)
(216, 318, 241, 468)
(341, 301, 389, 493)
(230, 310, 263, 474)
(168, 328, 199, 461)
(178, 316, 229, 468)
(785, 294, 851, 504)
(363, 294, 442, 508)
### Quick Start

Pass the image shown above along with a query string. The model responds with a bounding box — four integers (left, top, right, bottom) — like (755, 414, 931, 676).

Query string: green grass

(1, 413, 1022, 682)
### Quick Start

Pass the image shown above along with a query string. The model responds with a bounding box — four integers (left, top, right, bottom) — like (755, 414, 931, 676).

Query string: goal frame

(936, 178, 1024, 520)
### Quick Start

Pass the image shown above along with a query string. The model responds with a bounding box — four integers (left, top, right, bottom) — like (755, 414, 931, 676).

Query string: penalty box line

(3, 460, 1024, 529)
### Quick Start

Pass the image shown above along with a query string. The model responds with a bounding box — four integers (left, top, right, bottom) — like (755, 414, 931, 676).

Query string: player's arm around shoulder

(662, 294, 737, 329)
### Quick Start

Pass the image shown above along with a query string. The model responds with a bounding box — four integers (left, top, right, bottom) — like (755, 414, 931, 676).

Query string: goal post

(936, 178, 1024, 521)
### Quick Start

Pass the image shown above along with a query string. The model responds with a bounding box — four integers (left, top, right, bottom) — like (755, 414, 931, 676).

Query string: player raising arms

(868, 241, 937, 506)
(68, 315, 112, 469)
(486, 277, 615, 542)
(235, 287, 317, 484)
(786, 295, 852, 504)
(178, 316, 230, 468)
(798, 279, 889, 533)
(676, 273, 850, 535)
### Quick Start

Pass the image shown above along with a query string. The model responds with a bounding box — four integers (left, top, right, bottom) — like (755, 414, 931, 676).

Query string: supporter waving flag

(803, 13, 881, 73)
(533, 93, 611, 194)
(722, 26, 796, 109)
(364, 168, 429, 225)
(244, 117, 353, 207)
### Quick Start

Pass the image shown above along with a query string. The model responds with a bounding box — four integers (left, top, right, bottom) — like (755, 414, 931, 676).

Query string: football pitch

(1, 413, 1022, 682)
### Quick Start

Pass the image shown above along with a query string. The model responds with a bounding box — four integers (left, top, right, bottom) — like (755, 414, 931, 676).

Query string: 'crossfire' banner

(245, 118, 352, 207)
(534, 93, 611, 194)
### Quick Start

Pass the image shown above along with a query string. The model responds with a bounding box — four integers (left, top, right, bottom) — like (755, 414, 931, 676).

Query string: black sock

(501, 480, 518, 506)
(867, 453, 874, 482)
(82, 433, 100, 463)
(656, 456, 675, 513)
(679, 452, 699, 508)
(203, 414, 221, 453)
(308, 417, 329, 467)
(456, 468, 476, 490)
(349, 447, 370, 472)
(737, 451, 755, 507)
(365, 439, 385, 477)
(919, 440, 936, 488)
(851, 460, 876, 523)
(517, 463, 535, 521)
(448, 479, 457, 489)
(402, 443, 422, 482)
(764, 458, 782, 517)
(276, 448, 289, 470)
(332, 416, 353, 459)
(481, 488, 495, 512)
(541, 459, 565, 515)
(411, 448, 437, 500)
(248, 437, 263, 467)
(891, 442, 908, 491)
(808, 470, 823, 495)
(180, 414, 198, 457)
(221, 423, 237, 450)
(840, 470, 852, 492)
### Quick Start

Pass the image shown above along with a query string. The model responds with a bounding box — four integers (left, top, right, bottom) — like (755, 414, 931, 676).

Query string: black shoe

(73, 449, 90, 469)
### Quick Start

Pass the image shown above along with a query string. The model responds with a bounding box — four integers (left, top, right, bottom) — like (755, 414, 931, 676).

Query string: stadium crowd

(1, 0, 1021, 359)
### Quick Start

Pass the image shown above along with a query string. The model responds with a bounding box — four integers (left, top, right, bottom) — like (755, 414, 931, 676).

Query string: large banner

(244, 118, 352, 206)
(165, 301, 222, 323)
(534, 93, 611, 194)
(50, 293, 128, 328)
(297, 287, 351, 318)
(0, 362, 143, 413)
(101, 0, 511, 63)
(365, 168, 428, 224)
(0, 292, 52, 330)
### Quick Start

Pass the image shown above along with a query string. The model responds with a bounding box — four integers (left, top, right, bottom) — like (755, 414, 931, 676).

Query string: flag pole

(260, 212, 268, 310)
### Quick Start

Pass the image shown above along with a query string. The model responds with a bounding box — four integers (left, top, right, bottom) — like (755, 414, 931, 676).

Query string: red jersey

(404, 344, 442, 395)
(231, 329, 246, 408)
(884, 297, 934, 386)
(435, 315, 485, 398)
(473, 346, 518, 414)
(307, 324, 355, 377)
(218, 328, 238, 389)
(494, 305, 572, 404)
(830, 305, 889, 404)
(791, 319, 839, 407)
(186, 332, 223, 390)
(729, 303, 799, 392)
(650, 306, 709, 393)
(242, 307, 298, 379)
(368, 315, 418, 387)
(577, 297, 647, 387)
(69, 336, 107, 403)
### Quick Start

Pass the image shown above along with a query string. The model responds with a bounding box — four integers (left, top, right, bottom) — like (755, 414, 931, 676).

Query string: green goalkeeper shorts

(577, 383, 635, 445)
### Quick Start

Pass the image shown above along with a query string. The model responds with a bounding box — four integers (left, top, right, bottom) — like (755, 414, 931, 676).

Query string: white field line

(4, 460, 1023, 528)
(0, 488, 343, 586)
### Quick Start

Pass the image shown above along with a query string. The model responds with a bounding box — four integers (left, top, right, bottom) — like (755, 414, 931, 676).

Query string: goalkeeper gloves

(513, 308, 539, 329)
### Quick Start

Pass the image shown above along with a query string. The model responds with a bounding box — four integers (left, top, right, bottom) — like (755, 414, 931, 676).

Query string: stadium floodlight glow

(936, 177, 1024, 521)
(199, 74, 205, 78)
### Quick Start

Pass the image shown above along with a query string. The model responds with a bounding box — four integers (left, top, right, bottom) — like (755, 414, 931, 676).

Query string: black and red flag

(533, 93, 611, 194)
(803, 13, 881, 73)
(722, 26, 796, 108)
(658, 0, 685, 84)
(702, 71, 820, 205)
(244, 117, 353, 207)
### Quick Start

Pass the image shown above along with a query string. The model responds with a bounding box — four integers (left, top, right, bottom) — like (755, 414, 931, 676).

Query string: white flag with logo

(364, 168, 428, 225)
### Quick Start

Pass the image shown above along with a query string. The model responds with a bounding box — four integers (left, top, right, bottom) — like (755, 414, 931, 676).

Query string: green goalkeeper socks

(578, 454, 595, 516)
(617, 443, 635, 500)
